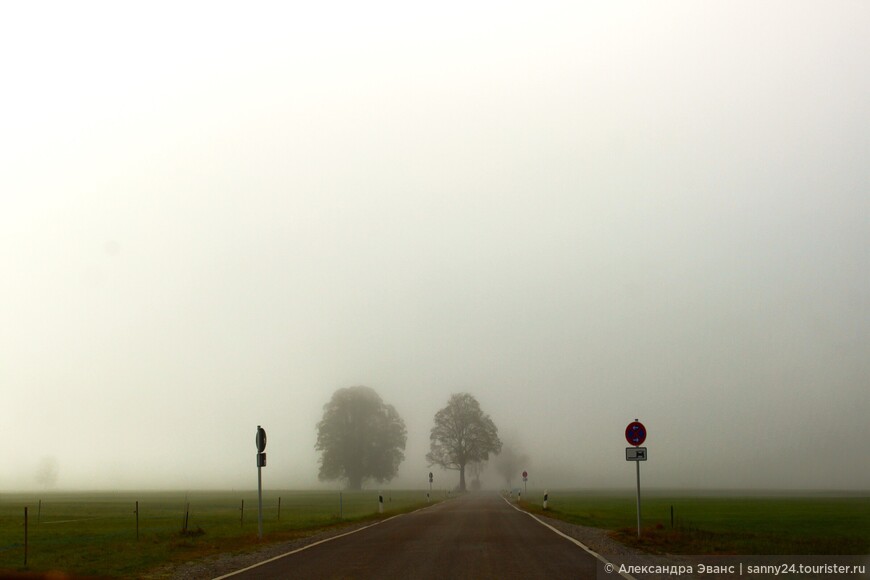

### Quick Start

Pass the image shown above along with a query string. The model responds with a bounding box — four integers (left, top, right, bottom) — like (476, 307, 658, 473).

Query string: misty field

(0, 489, 437, 577)
(519, 490, 870, 555)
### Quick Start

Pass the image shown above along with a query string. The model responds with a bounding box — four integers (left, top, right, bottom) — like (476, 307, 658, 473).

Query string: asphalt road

(219, 493, 603, 579)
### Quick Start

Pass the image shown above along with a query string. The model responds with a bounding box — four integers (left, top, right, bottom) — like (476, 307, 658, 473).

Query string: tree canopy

(315, 386, 407, 490)
(427, 393, 502, 492)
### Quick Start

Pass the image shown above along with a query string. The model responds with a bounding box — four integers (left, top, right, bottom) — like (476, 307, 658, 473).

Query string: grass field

(517, 490, 870, 555)
(0, 489, 440, 577)
(4, 489, 866, 576)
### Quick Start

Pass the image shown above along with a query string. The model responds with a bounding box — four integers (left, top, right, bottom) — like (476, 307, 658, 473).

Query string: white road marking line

(501, 496, 637, 580)
(212, 501, 445, 580)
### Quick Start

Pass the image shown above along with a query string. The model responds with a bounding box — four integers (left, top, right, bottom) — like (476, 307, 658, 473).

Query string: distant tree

(427, 393, 502, 492)
(315, 386, 407, 490)
(35, 456, 59, 488)
(467, 460, 486, 491)
(494, 442, 529, 489)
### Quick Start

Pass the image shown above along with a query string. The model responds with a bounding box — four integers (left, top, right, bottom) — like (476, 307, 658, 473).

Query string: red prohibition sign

(625, 421, 646, 446)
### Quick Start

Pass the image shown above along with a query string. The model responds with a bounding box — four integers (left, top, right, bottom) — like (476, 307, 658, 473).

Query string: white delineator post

(378, 493, 384, 514)
(543, 491, 548, 510)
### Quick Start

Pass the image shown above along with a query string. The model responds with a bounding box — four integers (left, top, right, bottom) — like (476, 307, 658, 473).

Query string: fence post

(182, 503, 190, 533)
(24, 506, 28, 567)
(135, 501, 140, 540)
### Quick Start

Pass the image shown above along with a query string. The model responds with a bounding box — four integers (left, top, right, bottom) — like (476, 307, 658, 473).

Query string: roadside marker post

(256, 426, 267, 540)
(543, 490, 549, 510)
(625, 420, 647, 538)
(522, 470, 528, 496)
(428, 472, 433, 502)
(378, 493, 384, 514)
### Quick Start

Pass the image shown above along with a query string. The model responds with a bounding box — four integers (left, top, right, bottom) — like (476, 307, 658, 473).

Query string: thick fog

(1, 2, 868, 493)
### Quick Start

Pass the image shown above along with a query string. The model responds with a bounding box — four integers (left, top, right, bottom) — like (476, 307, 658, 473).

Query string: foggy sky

(1, 1, 868, 493)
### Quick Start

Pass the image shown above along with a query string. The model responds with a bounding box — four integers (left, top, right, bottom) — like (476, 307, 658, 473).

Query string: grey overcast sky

(1, 1, 868, 492)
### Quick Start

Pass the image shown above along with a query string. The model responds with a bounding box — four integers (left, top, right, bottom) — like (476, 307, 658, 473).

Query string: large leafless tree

(427, 393, 502, 492)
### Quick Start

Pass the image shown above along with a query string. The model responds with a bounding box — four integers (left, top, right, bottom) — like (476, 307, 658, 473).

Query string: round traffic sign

(522, 470, 528, 478)
(625, 421, 646, 446)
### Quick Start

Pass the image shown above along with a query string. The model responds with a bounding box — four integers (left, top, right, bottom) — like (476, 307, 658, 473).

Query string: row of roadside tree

(315, 387, 506, 492)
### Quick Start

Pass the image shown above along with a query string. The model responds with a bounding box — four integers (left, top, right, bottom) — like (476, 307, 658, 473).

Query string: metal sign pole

(625, 420, 647, 539)
(635, 459, 641, 538)
(255, 426, 267, 541)
(257, 462, 263, 539)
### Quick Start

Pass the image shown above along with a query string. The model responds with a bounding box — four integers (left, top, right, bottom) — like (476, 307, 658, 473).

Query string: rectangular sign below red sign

(625, 447, 647, 461)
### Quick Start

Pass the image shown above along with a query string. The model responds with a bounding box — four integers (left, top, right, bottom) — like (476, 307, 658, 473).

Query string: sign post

(522, 470, 528, 496)
(256, 426, 267, 540)
(625, 420, 647, 539)
(428, 472, 433, 502)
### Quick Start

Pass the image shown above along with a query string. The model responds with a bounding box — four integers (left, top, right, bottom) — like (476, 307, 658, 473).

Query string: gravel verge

(140, 517, 391, 580)
(519, 510, 702, 580)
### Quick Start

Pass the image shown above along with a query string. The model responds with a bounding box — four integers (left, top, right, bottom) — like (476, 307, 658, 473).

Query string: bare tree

(35, 456, 59, 488)
(427, 393, 502, 492)
(467, 460, 486, 490)
(494, 443, 529, 489)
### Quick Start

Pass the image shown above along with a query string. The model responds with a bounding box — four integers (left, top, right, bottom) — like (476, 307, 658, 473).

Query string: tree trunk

(459, 463, 466, 492)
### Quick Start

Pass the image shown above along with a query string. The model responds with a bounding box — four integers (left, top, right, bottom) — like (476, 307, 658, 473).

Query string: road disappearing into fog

(217, 493, 606, 579)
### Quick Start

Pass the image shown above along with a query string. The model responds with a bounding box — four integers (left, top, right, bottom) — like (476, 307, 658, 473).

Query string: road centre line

(501, 496, 636, 580)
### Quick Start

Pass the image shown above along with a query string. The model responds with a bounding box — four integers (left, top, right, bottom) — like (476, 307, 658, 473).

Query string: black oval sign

(256, 426, 267, 452)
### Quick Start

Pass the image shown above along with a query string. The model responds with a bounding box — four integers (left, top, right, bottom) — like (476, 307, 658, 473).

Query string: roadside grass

(0, 490, 439, 578)
(516, 491, 869, 556)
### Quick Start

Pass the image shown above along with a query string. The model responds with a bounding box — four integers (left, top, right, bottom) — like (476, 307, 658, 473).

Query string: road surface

(219, 493, 604, 579)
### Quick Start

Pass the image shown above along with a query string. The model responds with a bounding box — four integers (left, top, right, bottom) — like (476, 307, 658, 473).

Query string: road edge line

(212, 500, 445, 579)
(501, 496, 636, 580)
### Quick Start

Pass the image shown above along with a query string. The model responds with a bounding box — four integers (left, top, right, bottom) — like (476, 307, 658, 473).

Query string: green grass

(517, 490, 870, 555)
(0, 489, 439, 577)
